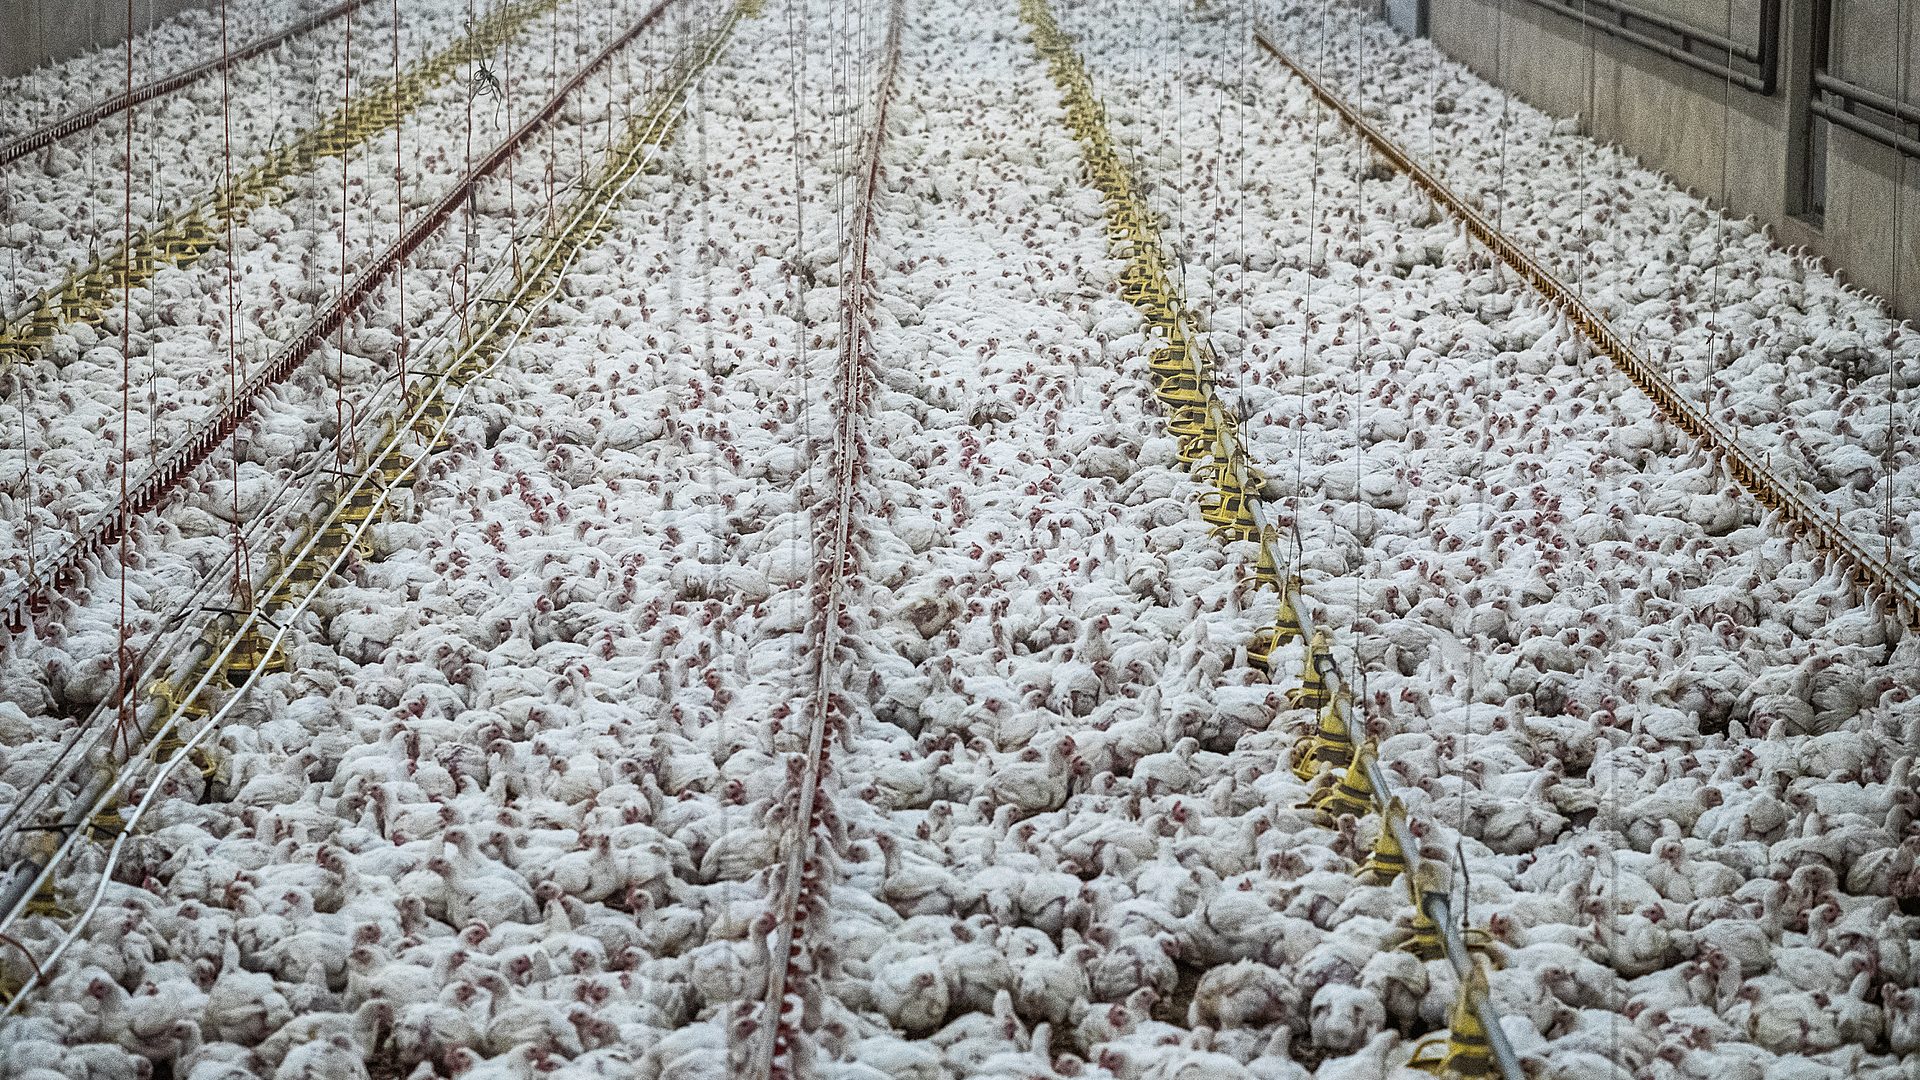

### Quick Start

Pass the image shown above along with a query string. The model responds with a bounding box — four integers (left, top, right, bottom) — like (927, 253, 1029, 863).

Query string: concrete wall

(1386, 0, 1427, 35)
(1423, 0, 1920, 320)
(1, 0, 218, 79)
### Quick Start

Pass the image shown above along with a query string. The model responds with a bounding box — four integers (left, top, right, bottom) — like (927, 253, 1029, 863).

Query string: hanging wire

(503, 13, 520, 281)
(1589, 0, 1620, 1059)
(1490, 1, 1513, 240)
(392, 0, 409, 399)
(8, 97, 36, 593)
(541, 0, 558, 230)
(1708, 0, 1736, 393)
(218, 0, 251, 607)
(574, 0, 588, 168)
(789, 0, 818, 704)
(334, 6, 354, 467)
(688, 11, 741, 1038)
(116, 0, 137, 758)
(1467, 0, 1518, 943)
(1575, 0, 1594, 301)
(1889, 0, 1910, 567)
(1294, 4, 1333, 568)
(461, 0, 475, 327)
(1235, 0, 1248, 392)
(696, 6, 723, 706)
(1167, 0, 1177, 247)
(1347, 11, 1368, 684)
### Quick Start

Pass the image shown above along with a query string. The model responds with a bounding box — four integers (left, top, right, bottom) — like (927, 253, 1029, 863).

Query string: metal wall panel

(1, 0, 218, 79)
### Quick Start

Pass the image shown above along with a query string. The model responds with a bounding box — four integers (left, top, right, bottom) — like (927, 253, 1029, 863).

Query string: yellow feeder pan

(1166, 405, 1212, 439)
(1248, 595, 1303, 672)
(1246, 625, 1279, 674)
(345, 484, 383, 515)
(60, 280, 97, 322)
(1210, 457, 1266, 497)
(1407, 961, 1495, 1077)
(1267, 583, 1304, 646)
(1395, 860, 1501, 963)
(1150, 343, 1193, 378)
(1248, 632, 1298, 678)
(1109, 215, 1146, 246)
(149, 679, 210, 723)
(1252, 529, 1283, 590)
(1292, 696, 1355, 778)
(23, 878, 67, 920)
(317, 518, 375, 565)
(1155, 372, 1210, 408)
(164, 215, 216, 262)
(1199, 490, 1258, 541)
(1284, 629, 1333, 710)
(110, 249, 155, 288)
(1122, 278, 1161, 307)
(1138, 293, 1178, 329)
(89, 804, 125, 841)
(28, 304, 60, 341)
(313, 521, 351, 558)
(1172, 429, 1214, 467)
(0, 335, 32, 369)
(149, 729, 188, 762)
(1397, 901, 1449, 961)
(379, 454, 418, 488)
(1121, 253, 1163, 287)
(221, 629, 286, 687)
(1308, 737, 1380, 820)
(1357, 798, 1410, 884)
(83, 271, 112, 302)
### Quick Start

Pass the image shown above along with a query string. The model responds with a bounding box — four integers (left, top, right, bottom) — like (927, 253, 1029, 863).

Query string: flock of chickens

(0, 0, 699, 732)
(0, 0, 1915, 1078)
(0, 0, 665, 588)
(1263, 2, 1919, 583)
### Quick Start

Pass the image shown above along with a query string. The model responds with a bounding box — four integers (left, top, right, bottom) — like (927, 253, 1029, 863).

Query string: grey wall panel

(1822, 123, 1920, 310)
(1428, 0, 1918, 319)
(1829, 0, 1919, 100)
(1, 0, 218, 79)
(1631, 0, 1764, 41)
(1385, 0, 1427, 35)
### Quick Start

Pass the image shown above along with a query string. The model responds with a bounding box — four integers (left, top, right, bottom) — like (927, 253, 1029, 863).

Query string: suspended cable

(1709, 0, 1736, 392)
(1575, 0, 1594, 301)
(1293, 4, 1332, 568)
(1346, 14, 1368, 688)
(219, 0, 251, 607)
(335, 5, 354, 467)
(393, 0, 410, 399)
(1888, 0, 1910, 569)
(115, 0, 136, 759)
